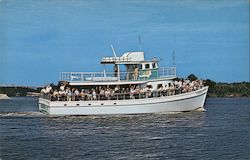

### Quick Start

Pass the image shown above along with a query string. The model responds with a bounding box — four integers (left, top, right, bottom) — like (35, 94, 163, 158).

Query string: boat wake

(0, 112, 45, 117)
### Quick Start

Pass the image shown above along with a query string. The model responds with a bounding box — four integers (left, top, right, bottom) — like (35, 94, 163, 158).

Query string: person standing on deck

(134, 67, 139, 80)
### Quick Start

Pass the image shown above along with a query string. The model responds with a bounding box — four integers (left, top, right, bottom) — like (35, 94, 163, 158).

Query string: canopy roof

(101, 52, 157, 64)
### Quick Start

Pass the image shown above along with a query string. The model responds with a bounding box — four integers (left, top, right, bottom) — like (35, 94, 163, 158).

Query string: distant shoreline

(205, 81, 250, 98)
(0, 81, 249, 98)
(207, 94, 250, 98)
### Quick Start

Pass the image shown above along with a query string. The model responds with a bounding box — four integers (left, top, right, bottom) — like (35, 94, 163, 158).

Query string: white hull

(39, 86, 208, 116)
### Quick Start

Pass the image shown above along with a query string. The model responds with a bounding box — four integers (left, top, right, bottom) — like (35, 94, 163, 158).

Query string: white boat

(39, 50, 208, 115)
(0, 93, 10, 100)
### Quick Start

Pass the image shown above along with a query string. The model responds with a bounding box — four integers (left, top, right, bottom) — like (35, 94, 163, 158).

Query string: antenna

(172, 50, 175, 66)
(110, 44, 120, 81)
(110, 44, 117, 57)
(103, 64, 106, 77)
(138, 35, 142, 51)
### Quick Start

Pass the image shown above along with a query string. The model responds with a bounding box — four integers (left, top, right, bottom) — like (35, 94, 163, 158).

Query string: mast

(172, 50, 175, 67)
(110, 44, 120, 81)
(138, 35, 142, 51)
(111, 44, 117, 57)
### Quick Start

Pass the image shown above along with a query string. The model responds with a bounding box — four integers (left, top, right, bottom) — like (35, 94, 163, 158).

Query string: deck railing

(101, 56, 131, 63)
(40, 89, 180, 102)
(60, 67, 176, 82)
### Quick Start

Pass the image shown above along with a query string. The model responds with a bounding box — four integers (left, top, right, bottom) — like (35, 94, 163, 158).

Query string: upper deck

(60, 67, 176, 85)
(60, 51, 177, 85)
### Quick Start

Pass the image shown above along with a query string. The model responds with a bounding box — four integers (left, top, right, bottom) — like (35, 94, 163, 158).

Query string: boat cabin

(60, 51, 176, 85)
(101, 51, 159, 81)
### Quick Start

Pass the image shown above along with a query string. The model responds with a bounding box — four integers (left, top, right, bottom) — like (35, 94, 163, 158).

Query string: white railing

(101, 56, 131, 63)
(40, 89, 178, 101)
(60, 67, 176, 82)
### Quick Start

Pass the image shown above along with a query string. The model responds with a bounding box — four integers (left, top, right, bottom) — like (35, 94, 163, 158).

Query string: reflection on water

(0, 97, 250, 159)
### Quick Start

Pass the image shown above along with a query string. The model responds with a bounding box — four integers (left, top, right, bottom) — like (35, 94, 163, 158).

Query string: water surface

(0, 97, 249, 159)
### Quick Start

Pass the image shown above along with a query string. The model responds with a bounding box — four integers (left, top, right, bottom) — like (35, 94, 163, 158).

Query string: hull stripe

(44, 92, 207, 108)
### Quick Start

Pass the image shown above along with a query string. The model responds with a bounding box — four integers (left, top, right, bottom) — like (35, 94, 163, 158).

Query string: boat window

(152, 63, 156, 68)
(145, 64, 150, 69)
(139, 64, 142, 69)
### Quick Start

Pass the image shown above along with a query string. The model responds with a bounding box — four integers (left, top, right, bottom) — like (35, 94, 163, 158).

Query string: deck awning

(101, 52, 145, 64)
(69, 80, 147, 86)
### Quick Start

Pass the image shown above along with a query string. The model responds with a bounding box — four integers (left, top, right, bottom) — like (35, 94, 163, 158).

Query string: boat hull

(39, 86, 208, 116)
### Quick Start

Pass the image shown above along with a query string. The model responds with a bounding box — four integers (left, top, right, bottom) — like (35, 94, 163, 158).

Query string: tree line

(187, 74, 250, 97)
(0, 86, 38, 97)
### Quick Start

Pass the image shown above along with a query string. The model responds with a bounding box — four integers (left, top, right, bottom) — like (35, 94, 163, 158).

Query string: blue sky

(0, 0, 249, 86)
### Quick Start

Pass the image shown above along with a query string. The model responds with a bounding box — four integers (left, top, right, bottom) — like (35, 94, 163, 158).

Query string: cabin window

(139, 64, 142, 69)
(145, 64, 150, 69)
(152, 63, 156, 68)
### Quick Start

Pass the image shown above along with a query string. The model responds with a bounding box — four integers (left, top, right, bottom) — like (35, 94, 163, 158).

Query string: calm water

(0, 97, 249, 160)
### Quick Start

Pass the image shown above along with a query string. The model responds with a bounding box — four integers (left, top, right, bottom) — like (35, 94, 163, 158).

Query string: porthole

(64, 104, 67, 106)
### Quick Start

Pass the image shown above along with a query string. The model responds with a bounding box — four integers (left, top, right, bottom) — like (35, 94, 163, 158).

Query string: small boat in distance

(0, 93, 10, 100)
(39, 48, 208, 115)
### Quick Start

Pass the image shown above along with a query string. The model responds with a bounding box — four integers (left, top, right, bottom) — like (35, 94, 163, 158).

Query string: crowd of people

(40, 79, 204, 101)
